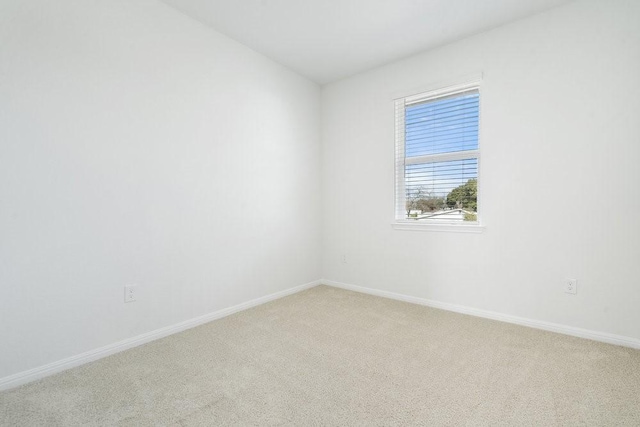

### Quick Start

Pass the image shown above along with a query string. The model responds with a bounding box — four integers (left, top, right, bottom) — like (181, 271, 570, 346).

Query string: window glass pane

(405, 91, 479, 157)
(404, 158, 478, 221)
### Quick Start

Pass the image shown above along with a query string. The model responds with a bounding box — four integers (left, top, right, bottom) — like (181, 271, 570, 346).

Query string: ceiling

(160, 0, 574, 84)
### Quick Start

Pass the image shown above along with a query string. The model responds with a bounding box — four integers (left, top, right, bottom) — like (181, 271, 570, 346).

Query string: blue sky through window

(404, 90, 479, 205)
(405, 91, 479, 157)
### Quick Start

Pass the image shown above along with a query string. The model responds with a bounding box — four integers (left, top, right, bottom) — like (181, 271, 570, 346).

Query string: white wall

(0, 0, 321, 379)
(322, 0, 640, 340)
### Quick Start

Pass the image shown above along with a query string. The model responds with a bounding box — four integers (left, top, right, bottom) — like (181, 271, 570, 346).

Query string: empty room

(1, 0, 639, 425)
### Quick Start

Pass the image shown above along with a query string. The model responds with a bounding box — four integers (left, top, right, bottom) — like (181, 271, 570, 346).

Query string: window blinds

(395, 85, 480, 221)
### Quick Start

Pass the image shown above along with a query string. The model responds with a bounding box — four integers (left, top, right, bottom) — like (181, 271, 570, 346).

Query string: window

(394, 81, 481, 229)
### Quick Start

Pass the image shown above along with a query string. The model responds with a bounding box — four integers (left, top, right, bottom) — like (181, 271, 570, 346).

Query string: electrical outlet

(565, 279, 577, 295)
(124, 285, 137, 303)
(341, 254, 347, 263)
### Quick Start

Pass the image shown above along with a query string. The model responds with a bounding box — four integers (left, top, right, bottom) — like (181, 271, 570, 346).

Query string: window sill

(391, 222, 485, 233)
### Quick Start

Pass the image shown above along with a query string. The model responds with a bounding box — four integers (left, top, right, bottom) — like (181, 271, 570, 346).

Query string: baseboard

(0, 280, 322, 392)
(323, 279, 640, 350)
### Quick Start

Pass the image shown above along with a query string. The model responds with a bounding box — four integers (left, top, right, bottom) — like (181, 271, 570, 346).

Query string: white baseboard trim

(0, 280, 322, 392)
(323, 279, 640, 350)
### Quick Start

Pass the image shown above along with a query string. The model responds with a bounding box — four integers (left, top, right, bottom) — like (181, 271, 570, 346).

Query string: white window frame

(393, 79, 485, 233)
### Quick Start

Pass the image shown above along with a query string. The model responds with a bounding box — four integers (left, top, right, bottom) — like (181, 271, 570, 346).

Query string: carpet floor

(1, 285, 640, 426)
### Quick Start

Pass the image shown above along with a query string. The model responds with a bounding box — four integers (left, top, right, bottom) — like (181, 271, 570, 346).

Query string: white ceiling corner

(160, 0, 575, 84)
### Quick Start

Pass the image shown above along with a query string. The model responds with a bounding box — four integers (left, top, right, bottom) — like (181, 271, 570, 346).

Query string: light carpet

(1, 285, 639, 426)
